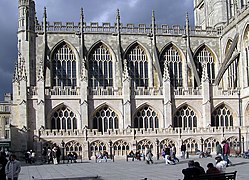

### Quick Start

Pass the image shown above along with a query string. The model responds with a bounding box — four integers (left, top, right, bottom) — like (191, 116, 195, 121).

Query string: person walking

(181, 143, 186, 159)
(216, 142, 222, 155)
(222, 140, 231, 166)
(5, 154, 21, 180)
(0, 151, 8, 179)
(145, 145, 153, 164)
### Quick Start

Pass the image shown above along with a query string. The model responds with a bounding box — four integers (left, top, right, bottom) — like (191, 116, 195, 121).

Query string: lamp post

(109, 140, 113, 160)
(156, 138, 159, 160)
(242, 136, 245, 154)
(61, 140, 65, 164)
(200, 137, 204, 152)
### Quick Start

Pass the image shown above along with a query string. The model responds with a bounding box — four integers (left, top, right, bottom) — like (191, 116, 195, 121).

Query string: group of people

(162, 144, 179, 165)
(0, 152, 21, 180)
(216, 140, 232, 166)
(96, 151, 109, 162)
(182, 157, 228, 180)
(24, 150, 36, 164)
(67, 152, 78, 163)
(41, 145, 61, 164)
(128, 150, 142, 161)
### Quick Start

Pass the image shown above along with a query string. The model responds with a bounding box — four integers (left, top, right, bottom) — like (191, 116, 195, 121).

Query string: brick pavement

(18, 156, 249, 180)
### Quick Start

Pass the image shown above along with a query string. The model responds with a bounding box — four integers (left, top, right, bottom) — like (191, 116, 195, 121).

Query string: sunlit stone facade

(10, 0, 249, 159)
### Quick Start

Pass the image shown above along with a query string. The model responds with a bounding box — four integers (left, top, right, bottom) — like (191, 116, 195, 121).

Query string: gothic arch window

(65, 141, 82, 157)
(227, 59, 239, 89)
(92, 105, 119, 132)
(211, 104, 233, 127)
(137, 139, 153, 154)
(52, 42, 76, 88)
(194, 46, 215, 85)
(133, 105, 159, 129)
(203, 137, 218, 154)
(227, 136, 240, 154)
(126, 44, 148, 88)
(90, 141, 107, 157)
(183, 138, 198, 154)
(173, 105, 197, 129)
(245, 41, 249, 86)
(113, 140, 130, 156)
(51, 105, 77, 130)
(88, 43, 113, 88)
(160, 139, 176, 154)
(160, 45, 183, 89)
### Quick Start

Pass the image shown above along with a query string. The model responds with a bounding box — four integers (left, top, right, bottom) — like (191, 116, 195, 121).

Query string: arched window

(245, 46, 249, 86)
(126, 44, 148, 88)
(211, 104, 233, 127)
(92, 106, 118, 132)
(133, 105, 159, 129)
(203, 138, 218, 154)
(173, 105, 197, 129)
(194, 46, 215, 85)
(137, 139, 153, 154)
(227, 59, 239, 89)
(90, 141, 107, 157)
(229, 0, 235, 18)
(52, 42, 76, 87)
(88, 43, 113, 88)
(183, 138, 198, 154)
(51, 105, 77, 130)
(113, 140, 130, 156)
(160, 45, 183, 88)
(65, 141, 82, 158)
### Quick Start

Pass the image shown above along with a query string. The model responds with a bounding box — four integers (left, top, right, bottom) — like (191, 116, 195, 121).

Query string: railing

(174, 87, 202, 96)
(132, 87, 163, 95)
(45, 87, 80, 96)
(88, 87, 122, 96)
(213, 86, 240, 96)
(35, 22, 219, 36)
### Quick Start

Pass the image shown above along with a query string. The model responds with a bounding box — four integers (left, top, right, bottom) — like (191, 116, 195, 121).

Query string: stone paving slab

(18, 156, 249, 180)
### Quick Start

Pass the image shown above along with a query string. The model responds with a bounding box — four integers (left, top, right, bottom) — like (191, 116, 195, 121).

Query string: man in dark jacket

(182, 160, 200, 180)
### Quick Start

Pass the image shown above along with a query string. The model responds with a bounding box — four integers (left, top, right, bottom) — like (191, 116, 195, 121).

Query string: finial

(43, 7, 47, 18)
(116, 9, 120, 20)
(152, 10, 155, 19)
(81, 7, 84, 17)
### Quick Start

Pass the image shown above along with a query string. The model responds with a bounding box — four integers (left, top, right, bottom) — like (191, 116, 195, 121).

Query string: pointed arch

(137, 139, 153, 154)
(91, 104, 119, 132)
(65, 140, 83, 158)
(183, 138, 198, 154)
(87, 41, 115, 89)
(48, 103, 78, 130)
(211, 103, 234, 127)
(193, 44, 217, 84)
(225, 39, 233, 55)
(113, 139, 130, 156)
(89, 140, 108, 157)
(50, 40, 80, 88)
(203, 137, 218, 154)
(159, 42, 184, 89)
(242, 24, 249, 87)
(173, 104, 198, 129)
(124, 41, 151, 88)
(133, 104, 159, 129)
(227, 136, 240, 155)
(244, 101, 249, 126)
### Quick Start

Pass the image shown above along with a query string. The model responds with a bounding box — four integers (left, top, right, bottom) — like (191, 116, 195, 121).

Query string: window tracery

(113, 140, 130, 156)
(211, 104, 233, 127)
(52, 43, 76, 87)
(51, 105, 77, 130)
(88, 44, 113, 88)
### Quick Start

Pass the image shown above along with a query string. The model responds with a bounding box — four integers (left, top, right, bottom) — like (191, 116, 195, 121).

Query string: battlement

(35, 21, 219, 36)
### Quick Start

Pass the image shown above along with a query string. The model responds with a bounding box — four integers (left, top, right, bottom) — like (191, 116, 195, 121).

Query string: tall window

(52, 42, 76, 87)
(51, 105, 77, 130)
(88, 44, 113, 88)
(227, 59, 239, 89)
(92, 106, 118, 132)
(229, 0, 235, 18)
(90, 141, 107, 156)
(194, 46, 215, 84)
(245, 47, 249, 86)
(211, 105, 233, 127)
(133, 105, 159, 129)
(173, 105, 197, 129)
(126, 44, 148, 88)
(113, 140, 130, 156)
(160, 45, 183, 89)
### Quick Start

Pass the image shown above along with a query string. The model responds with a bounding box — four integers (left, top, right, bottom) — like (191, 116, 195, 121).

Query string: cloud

(0, 0, 193, 100)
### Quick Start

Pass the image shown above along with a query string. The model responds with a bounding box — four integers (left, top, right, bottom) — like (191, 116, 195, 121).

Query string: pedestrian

(222, 140, 231, 166)
(42, 147, 47, 163)
(145, 145, 153, 164)
(216, 142, 222, 155)
(181, 143, 186, 159)
(182, 160, 200, 180)
(56, 146, 61, 164)
(215, 155, 227, 173)
(171, 144, 179, 163)
(0, 151, 8, 179)
(5, 154, 21, 180)
(206, 163, 220, 174)
(194, 161, 205, 174)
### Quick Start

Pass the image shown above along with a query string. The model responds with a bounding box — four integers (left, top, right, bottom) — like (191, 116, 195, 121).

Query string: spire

(43, 7, 47, 40)
(80, 8, 85, 62)
(116, 9, 121, 33)
(151, 10, 156, 45)
(80, 7, 84, 31)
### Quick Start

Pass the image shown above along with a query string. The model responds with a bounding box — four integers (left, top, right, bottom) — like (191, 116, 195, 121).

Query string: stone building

(0, 93, 12, 151)
(10, 0, 249, 159)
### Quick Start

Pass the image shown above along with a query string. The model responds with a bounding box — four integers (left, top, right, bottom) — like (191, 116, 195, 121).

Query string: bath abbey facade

(7, 0, 249, 159)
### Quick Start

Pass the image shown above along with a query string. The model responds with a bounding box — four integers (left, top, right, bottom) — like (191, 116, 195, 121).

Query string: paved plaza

(18, 155, 249, 180)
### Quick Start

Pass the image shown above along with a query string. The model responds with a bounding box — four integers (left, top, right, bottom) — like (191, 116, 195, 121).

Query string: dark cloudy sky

(0, 0, 194, 101)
